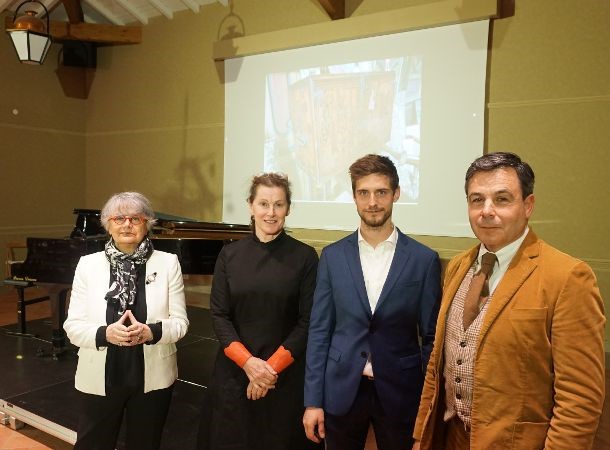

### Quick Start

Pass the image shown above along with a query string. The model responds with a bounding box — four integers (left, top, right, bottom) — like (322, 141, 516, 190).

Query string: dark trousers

(324, 378, 414, 450)
(74, 384, 174, 450)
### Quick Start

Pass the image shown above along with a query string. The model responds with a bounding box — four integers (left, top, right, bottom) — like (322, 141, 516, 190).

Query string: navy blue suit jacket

(304, 229, 441, 419)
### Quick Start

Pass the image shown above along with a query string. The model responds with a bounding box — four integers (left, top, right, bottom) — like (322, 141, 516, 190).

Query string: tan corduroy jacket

(414, 231, 605, 450)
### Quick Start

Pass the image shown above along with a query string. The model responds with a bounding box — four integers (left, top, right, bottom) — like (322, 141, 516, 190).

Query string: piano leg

(41, 283, 71, 359)
(16, 284, 28, 334)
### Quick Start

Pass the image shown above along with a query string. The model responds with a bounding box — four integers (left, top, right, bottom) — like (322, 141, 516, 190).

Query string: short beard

(359, 209, 392, 229)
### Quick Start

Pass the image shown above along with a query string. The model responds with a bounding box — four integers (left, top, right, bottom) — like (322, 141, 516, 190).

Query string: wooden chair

(5, 241, 26, 279)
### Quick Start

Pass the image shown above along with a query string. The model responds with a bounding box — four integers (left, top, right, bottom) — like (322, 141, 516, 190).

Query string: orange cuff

(224, 341, 252, 368)
(267, 345, 294, 373)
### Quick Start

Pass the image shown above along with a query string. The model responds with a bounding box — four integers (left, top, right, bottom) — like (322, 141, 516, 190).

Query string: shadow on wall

(217, 0, 245, 41)
(214, 0, 245, 83)
(162, 154, 222, 221)
(154, 95, 224, 222)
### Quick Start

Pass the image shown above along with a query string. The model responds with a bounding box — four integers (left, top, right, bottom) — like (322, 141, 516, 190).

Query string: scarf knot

(104, 237, 153, 315)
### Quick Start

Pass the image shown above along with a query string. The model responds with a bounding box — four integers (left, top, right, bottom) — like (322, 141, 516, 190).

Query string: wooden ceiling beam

(5, 16, 141, 44)
(317, 0, 345, 20)
(180, 0, 199, 13)
(61, 0, 84, 24)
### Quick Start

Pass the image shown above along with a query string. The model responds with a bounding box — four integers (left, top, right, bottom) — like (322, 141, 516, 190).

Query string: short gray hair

(100, 192, 157, 231)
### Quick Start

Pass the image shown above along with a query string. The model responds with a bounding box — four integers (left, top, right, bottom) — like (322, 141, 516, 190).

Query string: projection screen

(223, 20, 489, 237)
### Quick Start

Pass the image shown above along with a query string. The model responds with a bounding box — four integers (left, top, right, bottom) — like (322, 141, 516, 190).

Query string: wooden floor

(0, 286, 607, 449)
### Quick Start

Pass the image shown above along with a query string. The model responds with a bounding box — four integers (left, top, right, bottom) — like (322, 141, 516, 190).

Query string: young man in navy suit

(303, 154, 442, 450)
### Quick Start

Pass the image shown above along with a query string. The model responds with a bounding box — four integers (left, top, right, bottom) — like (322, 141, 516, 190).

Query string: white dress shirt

(358, 226, 398, 377)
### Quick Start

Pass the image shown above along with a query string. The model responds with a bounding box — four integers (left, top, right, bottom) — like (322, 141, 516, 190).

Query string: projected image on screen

(224, 20, 490, 236)
(263, 57, 422, 204)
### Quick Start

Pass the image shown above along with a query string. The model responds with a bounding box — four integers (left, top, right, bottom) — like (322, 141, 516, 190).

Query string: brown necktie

(463, 252, 497, 329)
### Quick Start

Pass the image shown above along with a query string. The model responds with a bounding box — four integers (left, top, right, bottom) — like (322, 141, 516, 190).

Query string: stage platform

(0, 306, 218, 449)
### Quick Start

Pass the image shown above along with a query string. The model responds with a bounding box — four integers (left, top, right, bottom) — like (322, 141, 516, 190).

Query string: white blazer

(64, 250, 189, 396)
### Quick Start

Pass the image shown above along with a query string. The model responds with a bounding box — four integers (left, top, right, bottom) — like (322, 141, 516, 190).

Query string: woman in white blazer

(64, 192, 189, 449)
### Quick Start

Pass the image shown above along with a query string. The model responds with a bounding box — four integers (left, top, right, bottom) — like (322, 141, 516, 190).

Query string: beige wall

(485, 1, 610, 343)
(0, 15, 87, 282)
(1, 1, 608, 345)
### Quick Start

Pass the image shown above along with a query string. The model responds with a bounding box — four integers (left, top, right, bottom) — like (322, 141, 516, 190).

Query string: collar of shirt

(357, 225, 398, 249)
(477, 226, 529, 295)
(357, 226, 398, 313)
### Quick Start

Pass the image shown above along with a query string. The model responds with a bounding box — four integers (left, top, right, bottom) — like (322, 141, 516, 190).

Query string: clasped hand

(106, 310, 152, 347)
(243, 357, 277, 401)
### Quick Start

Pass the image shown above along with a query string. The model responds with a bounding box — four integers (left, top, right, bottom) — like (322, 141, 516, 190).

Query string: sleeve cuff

(96, 326, 108, 349)
(224, 341, 252, 368)
(147, 322, 163, 344)
(267, 345, 294, 373)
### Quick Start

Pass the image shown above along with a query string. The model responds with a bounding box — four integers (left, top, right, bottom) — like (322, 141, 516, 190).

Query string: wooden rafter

(180, 0, 199, 13)
(149, 0, 173, 19)
(84, 0, 126, 26)
(115, 0, 148, 24)
(5, 16, 141, 44)
(61, 0, 84, 24)
(317, 0, 344, 20)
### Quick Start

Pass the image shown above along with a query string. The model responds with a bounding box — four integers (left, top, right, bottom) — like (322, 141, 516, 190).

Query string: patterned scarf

(104, 237, 153, 315)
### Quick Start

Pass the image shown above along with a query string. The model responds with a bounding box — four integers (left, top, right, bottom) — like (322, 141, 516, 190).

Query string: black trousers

(324, 378, 414, 450)
(74, 383, 174, 450)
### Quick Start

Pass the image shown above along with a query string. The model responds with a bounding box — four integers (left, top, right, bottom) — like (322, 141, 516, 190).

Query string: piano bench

(2, 278, 50, 335)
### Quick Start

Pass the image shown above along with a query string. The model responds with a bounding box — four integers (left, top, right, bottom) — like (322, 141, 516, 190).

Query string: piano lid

(14, 209, 251, 284)
(71, 208, 250, 239)
(70, 208, 105, 238)
(154, 211, 201, 223)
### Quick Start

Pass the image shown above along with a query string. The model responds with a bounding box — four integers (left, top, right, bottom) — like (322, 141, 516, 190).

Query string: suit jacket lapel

(478, 231, 540, 345)
(431, 247, 478, 372)
(375, 231, 410, 312)
(344, 232, 372, 317)
(439, 247, 479, 325)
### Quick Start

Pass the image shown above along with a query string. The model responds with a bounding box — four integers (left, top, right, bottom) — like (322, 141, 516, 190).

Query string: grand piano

(8, 209, 250, 356)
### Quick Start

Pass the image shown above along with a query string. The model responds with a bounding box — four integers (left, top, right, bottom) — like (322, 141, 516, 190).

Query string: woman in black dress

(199, 173, 320, 450)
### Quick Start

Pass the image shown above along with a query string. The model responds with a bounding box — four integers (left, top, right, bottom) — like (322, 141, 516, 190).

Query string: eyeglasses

(109, 215, 147, 225)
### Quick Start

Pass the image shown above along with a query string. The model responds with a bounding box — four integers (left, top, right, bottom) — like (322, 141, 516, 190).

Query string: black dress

(200, 231, 320, 450)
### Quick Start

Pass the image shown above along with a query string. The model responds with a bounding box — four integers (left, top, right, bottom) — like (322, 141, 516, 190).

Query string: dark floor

(0, 289, 608, 450)
(0, 304, 218, 450)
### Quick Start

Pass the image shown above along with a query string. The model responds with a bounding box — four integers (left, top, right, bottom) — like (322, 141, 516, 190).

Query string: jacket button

(456, 393, 462, 400)
(360, 351, 368, 358)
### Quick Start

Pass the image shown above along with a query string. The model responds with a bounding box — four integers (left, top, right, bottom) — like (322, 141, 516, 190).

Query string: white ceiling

(2, 0, 228, 26)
